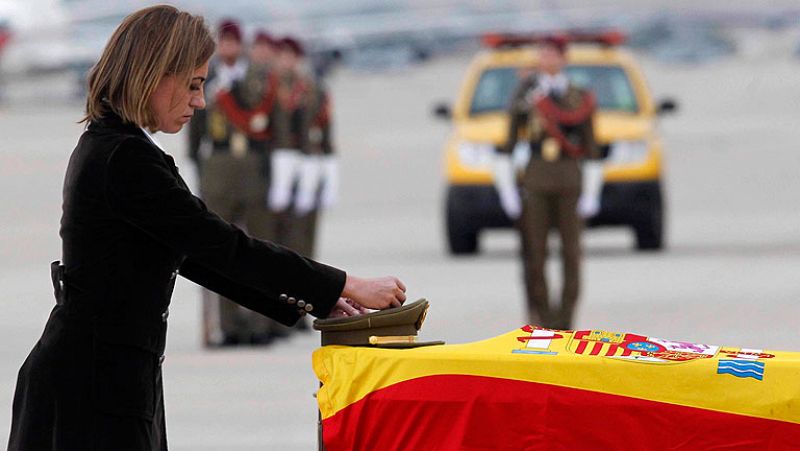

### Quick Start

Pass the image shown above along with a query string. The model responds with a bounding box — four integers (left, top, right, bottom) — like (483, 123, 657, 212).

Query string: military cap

(278, 36, 305, 56)
(313, 299, 444, 348)
(254, 30, 275, 46)
(541, 34, 568, 54)
(218, 19, 242, 43)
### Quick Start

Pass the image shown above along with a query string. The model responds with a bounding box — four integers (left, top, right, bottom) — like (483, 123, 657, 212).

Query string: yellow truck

(434, 32, 677, 254)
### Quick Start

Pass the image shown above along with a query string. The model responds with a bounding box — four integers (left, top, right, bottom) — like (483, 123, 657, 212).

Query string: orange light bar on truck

(481, 29, 626, 49)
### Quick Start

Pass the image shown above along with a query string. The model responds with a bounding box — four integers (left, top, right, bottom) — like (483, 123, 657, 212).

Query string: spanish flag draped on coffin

(313, 326, 800, 450)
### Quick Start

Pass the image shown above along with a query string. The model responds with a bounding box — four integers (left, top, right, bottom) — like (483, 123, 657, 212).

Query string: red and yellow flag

(313, 326, 800, 450)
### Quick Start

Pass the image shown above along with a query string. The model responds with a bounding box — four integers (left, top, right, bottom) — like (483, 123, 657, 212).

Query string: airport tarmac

(1, 40, 799, 449)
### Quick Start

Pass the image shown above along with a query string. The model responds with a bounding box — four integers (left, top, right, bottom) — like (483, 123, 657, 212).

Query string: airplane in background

(0, 0, 85, 77)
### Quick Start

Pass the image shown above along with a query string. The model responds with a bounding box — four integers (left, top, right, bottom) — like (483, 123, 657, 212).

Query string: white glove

(211, 61, 247, 95)
(268, 149, 301, 212)
(578, 160, 604, 218)
(319, 156, 339, 209)
(214, 72, 233, 94)
(492, 154, 521, 220)
(294, 155, 324, 216)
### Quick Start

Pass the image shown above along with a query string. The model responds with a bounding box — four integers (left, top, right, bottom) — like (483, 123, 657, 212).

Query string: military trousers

(257, 207, 319, 333)
(518, 161, 583, 329)
(199, 151, 277, 344)
(286, 209, 319, 258)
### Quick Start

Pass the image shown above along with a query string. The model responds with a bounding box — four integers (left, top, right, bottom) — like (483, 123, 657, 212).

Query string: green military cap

(313, 299, 444, 348)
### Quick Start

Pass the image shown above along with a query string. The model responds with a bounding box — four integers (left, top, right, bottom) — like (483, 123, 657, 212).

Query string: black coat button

(279, 294, 288, 303)
(161, 309, 169, 322)
(296, 300, 306, 308)
(287, 297, 296, 305)
(158, 355, 166, 365)
(304, 304, 313, 312)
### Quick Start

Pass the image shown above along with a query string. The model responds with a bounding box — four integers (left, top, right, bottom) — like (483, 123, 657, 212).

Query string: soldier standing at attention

(187, 19, 248, 178)
(191, 22, 280, 347)
(267, 37, 311, 250)
(230, 31, 279, 156)
(493, 36, 603, 330)
(292, 58, 338, 258)
(215, 30, 301, 340)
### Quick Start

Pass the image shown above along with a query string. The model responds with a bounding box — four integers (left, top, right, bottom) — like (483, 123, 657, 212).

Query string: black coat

(7, 113, 344, 451)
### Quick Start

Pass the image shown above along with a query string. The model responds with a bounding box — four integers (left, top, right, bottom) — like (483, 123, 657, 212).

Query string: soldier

(493, 36, 604, 330)
(292, 58, 338, 258)
(187, 19, 248, 177)
(267, 37, 312, 251)
(190, 21, 281, 347)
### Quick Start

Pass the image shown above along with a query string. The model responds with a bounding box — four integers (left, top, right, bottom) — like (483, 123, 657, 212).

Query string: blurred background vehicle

(434, 31, 678, 255)
(0, 0, 76, 76)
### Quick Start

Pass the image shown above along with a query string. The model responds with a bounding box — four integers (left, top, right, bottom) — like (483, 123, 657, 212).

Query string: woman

(7, 6, 405, 450)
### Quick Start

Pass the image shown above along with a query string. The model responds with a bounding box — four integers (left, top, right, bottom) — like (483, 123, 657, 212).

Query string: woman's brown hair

(82, 5, 215, 128)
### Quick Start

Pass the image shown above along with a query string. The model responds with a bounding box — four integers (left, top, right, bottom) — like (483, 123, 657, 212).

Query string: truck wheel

(446, 194, 479, 255)
(634, 192, 665, 251)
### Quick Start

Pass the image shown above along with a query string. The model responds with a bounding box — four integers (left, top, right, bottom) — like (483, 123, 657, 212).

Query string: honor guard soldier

(187, 19, 248, 177)
(292, 67, 338, 258)
(190, 21, 281, 347)
(217, 31, 280, 156)
(267, 37, 312, 250)
(494, 35, 604, 330)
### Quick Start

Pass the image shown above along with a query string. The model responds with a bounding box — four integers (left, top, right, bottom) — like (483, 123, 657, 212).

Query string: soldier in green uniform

(267, 37, 313, 252)
(292, 65, 338, 258)
(188, 22, 281, 346)
(494, 36, 604, 330)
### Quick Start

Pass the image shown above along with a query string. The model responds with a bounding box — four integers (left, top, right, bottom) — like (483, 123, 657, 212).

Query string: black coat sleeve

(104, 137, 344, 321)
(178, 258, 300, 325)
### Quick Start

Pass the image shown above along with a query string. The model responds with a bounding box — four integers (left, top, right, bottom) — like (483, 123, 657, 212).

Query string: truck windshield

(469, 65, 639, 115)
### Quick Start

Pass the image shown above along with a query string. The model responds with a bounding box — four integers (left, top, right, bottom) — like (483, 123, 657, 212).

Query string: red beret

(278, 36, 304, 56)
(218, 19, 242, 43)
(254, 30, 275, 46)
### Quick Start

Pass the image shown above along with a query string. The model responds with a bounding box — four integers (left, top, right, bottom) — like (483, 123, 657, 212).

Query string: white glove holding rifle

(578, 160, 604, 218)
(268, 148, 301, 212)
(294, 154, 324, 216)
(493, 153, 521, 220)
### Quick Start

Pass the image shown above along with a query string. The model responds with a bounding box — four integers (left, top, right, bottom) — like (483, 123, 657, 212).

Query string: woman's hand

(341, 275, 406, 310)
(327, 298, 369, 318)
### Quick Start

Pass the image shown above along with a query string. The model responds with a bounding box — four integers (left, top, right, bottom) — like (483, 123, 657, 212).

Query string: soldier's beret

(278, 36, 305, 56)
(313, 299, 443, 348)
(254, 30, 275, 46)
(541, 34, 568, 54)
(218, 19, 242, 43)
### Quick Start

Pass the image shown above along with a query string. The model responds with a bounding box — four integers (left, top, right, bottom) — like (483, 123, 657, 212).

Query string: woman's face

(149, 61, 209, 133)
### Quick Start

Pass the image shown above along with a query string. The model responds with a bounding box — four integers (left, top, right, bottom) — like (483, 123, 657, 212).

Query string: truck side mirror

(432, 102, 452, 120)
(656, 98, 678, 115)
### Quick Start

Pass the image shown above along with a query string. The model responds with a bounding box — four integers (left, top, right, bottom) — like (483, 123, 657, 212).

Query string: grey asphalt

(2, 35, 800, 449)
